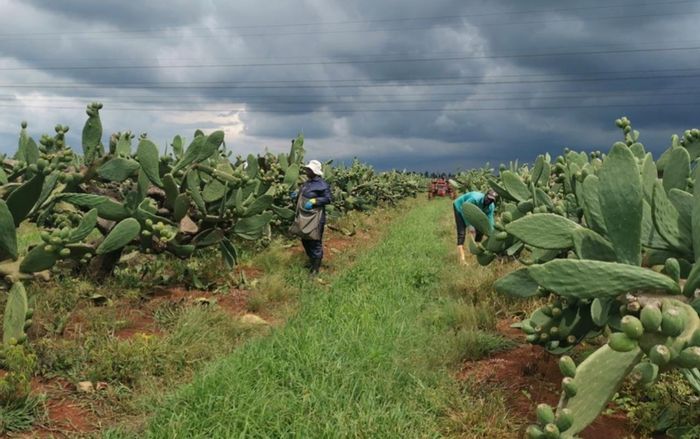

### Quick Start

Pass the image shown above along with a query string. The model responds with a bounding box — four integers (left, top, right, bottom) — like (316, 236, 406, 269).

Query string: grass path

(126, 199, 485, 438)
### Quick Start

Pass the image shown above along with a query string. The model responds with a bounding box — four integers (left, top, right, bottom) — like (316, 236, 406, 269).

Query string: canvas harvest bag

(288, 186, 323, 240)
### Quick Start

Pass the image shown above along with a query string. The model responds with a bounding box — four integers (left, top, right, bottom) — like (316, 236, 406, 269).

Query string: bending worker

(291, 160, 332, 276)
(453, 189, 497, 264)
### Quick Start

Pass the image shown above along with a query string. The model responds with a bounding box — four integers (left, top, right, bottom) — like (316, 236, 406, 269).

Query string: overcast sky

(0, 0, 698, 171)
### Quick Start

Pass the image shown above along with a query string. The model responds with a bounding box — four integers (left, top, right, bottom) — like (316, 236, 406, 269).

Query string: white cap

(304, 159, 323, 177)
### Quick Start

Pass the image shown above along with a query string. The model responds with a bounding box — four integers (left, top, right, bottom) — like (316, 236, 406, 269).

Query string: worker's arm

(486, 203, 495, 228)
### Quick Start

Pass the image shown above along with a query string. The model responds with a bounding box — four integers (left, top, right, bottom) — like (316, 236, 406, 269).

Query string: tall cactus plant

(476, 118, 700, 437)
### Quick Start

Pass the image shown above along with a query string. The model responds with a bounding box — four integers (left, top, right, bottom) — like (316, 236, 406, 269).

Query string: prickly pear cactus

(478, 118, 700, 437)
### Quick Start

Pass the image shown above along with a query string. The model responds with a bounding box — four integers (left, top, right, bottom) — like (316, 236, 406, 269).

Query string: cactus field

(1, 107, 699, 438)
(459, 117, 700, 438)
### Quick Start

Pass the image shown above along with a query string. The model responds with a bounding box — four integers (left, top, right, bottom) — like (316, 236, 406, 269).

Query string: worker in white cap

(290, 160, 332, 276)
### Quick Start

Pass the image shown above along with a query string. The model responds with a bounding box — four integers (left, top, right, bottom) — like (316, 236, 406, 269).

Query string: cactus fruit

(649, 345, 672, 366)
(536, 403, 555, 425)
(559, 356, 576, 378)
(609, 332, 638, 352)
(641, 305, 663, 332)
(621, 315, 644, 339)
(661, 307, 685, 337)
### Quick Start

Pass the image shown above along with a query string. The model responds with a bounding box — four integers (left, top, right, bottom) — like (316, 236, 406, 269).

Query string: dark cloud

(1, 0, 698, 171)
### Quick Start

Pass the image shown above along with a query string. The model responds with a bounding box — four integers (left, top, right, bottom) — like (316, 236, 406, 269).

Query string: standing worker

(453, 189, 497, 264)
(290, 160, 332, 276)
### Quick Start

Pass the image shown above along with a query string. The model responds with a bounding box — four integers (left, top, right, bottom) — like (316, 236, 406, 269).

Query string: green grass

(114, 199, 515, 438)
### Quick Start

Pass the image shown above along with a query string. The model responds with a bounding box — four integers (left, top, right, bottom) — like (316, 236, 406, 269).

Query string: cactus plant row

(466, 117, 700, 437)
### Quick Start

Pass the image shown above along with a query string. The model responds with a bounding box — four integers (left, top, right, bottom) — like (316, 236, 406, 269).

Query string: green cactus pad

(561, 345, 642, 438)
(3, 282, 28, 345)
(19, 244, 58, 273)
(493, 267, 540, 298)
(668, 188, 692, 232)
(461, 203, 492, 236)
(0, 200, 18, 260)
(283, 164, 300, 189)
(172, 135, 205, 173)
(196, 130, 225, 162)
(68, 209, 98, 242)
(581, 175, 607, 235)
(136, 138, 163, 186)
(662, 147, 691, 193)
(162, 174, 180, 209)
(598, 143, 643, 265)
(527, 259, 680, 299)
(202, 179, 227, 203)
(684, 263, 700, 297)
(640, 153, 657, 203)
(96, 218, 141, 255)
(97, 157, 140, 182)
(244, 194, 273, 217)
(186, 170, 207, 214)
(500, 171, 531, 202)
(675, 346, 700, 368)
(6, 173, 45, 226)
(271, 205, 294, 220)
(572, 228, 616, 261)
(82, 106, 102, 163)
(505, 214, 580, 250)
(233, 212, 273, 240)
(653, 181, 692, 256)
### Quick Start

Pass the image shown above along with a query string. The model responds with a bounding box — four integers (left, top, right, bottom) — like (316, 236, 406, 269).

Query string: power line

(2, 12, 699, 42)
(3, 72, 699, 91)
(10, 65, 700, 86)
(16, 37, 700, 65)
(6, 90, 700, 106)
(3, 45, 700, 71)
(0, 0, 695, 38)
(0, 101, 696, 113)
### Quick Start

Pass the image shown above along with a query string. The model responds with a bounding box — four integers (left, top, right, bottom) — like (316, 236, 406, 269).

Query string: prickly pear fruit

(640, 305, 663, 332)
(660, 307, 684, 337)
(562, 377, 577, 397)
(621, 315, 644, 339)
(608, 332, 638, 352)
(631, 362, 658, 386)
(649, 344, 671, 366)
(536, 403, 555, 425)
(555, 408, 574, 432)
(691, 328, 700, 346)
(663, 258, 681, 283)
(526, 425, 545, 439)
(543, 423, 560, 439)
(559, 356, 576, 378)
(674, 346, 700, 368)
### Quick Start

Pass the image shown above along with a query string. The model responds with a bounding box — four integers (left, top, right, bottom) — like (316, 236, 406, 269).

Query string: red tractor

(428, 178, 455, 199)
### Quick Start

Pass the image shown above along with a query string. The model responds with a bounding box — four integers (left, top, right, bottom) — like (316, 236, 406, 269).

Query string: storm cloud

(0, 0, 698, 171)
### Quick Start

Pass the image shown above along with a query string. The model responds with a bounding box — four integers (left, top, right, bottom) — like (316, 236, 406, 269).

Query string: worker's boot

(310, 258, 322, 277)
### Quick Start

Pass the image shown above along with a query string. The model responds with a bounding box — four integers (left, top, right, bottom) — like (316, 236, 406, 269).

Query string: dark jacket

(298, 176, 332, 225)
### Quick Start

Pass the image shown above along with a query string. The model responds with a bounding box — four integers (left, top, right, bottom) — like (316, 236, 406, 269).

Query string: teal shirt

(453, 191, 495, 227)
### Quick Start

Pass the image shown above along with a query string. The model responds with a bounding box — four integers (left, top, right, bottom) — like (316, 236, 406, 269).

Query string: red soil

(457, 319, 642, 438)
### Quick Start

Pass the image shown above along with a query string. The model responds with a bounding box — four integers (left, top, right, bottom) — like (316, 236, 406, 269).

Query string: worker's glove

(303, 198, 316, 210)
(290, 191, 298, 200)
